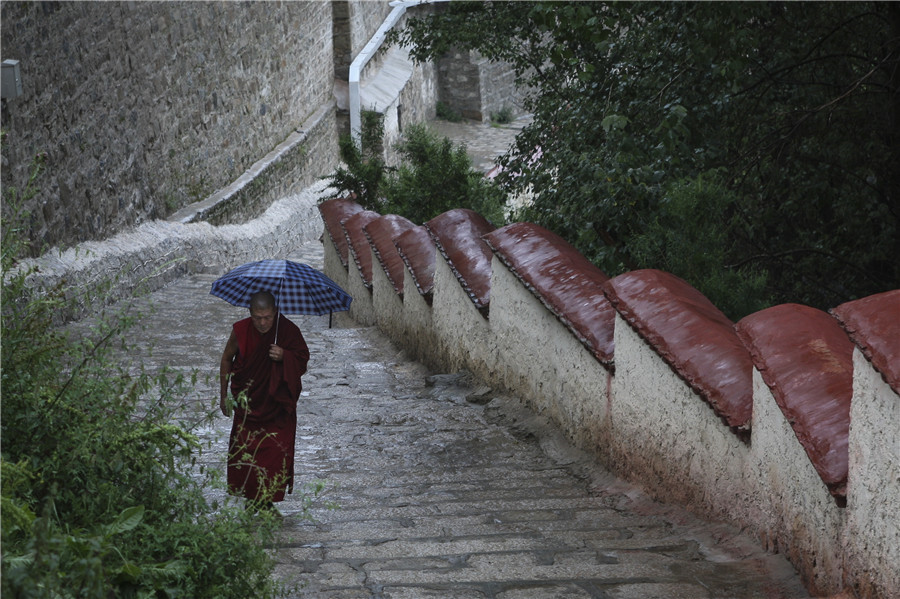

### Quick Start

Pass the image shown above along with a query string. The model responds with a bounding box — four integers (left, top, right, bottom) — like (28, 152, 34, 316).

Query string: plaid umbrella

(210, 259, 352, 317)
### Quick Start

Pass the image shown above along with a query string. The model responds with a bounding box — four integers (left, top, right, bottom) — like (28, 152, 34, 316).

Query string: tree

(395, 2, 900, 318)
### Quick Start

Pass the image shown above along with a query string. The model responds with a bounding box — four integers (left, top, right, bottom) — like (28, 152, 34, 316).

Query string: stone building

(0, 1, 520, 257)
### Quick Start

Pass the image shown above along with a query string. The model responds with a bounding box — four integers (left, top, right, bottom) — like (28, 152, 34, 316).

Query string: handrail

(349, 0, 449, 143)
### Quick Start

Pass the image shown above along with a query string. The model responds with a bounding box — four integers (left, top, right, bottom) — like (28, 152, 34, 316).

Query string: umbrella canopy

(210, 259, 352, 316)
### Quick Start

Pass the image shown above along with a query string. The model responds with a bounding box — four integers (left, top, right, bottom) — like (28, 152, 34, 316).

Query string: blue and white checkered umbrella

(210, 259, 352, 316)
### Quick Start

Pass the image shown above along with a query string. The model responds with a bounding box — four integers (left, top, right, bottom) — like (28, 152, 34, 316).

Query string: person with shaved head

(219, 290, 310, 514)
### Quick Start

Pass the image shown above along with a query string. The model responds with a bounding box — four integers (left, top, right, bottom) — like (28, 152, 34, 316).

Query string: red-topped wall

(321, 202, 899, 599)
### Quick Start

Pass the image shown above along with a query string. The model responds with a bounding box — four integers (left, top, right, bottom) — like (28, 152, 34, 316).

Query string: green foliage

(1, 141, 46, 265)
(628, 174, 770, 320)
(383, 123, 507, 224)
(396, 1, 900, 317)
(436, 101, 463, 122)
(490, 105, 514, 125)
(1, 166, 292, 597)
(325, 111, 390, 204)
(322, 118, 507, 226)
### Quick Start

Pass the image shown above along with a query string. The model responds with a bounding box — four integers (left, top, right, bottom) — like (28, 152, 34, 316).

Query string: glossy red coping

(341, 210, 380, 287)
(425, 209, 496, 313)
(364, 214, 416, 296)
(830, 289, 900, 396)
(394, 225, 435, 299)
(318, 198, 364, 267)
(736, 304, 853, 500)
(602, 269, 753, 435)
(483, 222, 614, 367)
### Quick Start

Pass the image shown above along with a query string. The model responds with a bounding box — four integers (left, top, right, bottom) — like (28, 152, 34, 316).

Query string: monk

(219, 290, 310, 513)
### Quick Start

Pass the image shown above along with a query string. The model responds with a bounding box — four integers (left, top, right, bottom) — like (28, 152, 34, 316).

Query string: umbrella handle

(275, 279, 282, 345)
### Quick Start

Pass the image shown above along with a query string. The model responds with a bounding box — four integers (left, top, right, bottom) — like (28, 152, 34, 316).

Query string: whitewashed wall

(371, 248, 407, 347)
(747, 368, 846, 595)
(17, 180, 328, 323)
(845, 349, 900, 598)
(400, 264, 440, 370)
(430, 253, 495, 381)
(345, 245, 377, 327)
(322, 212, 899, 599)
(489, 255, 612, 453)
(610, 313, 751, 520)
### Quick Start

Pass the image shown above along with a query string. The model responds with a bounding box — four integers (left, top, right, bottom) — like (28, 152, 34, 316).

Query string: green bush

(324, 110, 390, 205)
(384, 123, 507, 224)
(490, 105, 514, 125)
(435, 101, 463, 122)
(322, 118, 507, 226)
(1, 160, 291, 598)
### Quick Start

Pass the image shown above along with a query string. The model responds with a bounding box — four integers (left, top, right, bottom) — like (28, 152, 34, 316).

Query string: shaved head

(249, 291, 276, 312)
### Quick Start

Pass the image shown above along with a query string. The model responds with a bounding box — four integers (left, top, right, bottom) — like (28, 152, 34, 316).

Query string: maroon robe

(227, 314, 309, 502)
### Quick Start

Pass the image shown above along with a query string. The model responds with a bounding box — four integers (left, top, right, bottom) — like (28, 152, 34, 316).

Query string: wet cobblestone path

(105, 233, 810, 599)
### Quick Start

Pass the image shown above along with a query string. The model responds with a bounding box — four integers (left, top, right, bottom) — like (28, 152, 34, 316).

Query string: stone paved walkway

(93, 236, 811, 599)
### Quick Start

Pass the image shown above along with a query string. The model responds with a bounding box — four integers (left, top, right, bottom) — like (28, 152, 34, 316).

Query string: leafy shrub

(322, 118, 507, 226)
(435, 101, 463, 122)
(1, 160, 291, 598)
(397, 2, 900, 314)
(324, 110, 390, 205)
(490, 105, 514, 125)
(383, 123, 507, 224)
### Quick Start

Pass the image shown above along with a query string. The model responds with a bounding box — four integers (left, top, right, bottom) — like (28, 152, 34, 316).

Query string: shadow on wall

(319, 197, 900, 599)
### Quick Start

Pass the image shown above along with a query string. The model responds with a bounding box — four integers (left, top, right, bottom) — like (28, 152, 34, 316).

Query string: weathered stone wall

(348, 0, 393, 63)
(332, 1, 393, 97)
(1, 1, 335, 255)
(15, 179, 330, 324)
(436, 49, 484, 121)
(167, 104, 337, 226)
(477, 56, 523, 122)
(437, 49, 522, 123)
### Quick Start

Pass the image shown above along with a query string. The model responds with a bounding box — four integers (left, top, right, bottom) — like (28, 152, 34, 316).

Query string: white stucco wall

(318, 217, 897, 599)
(844, 349, 900, 598)
(322, 232, 348, 293)
(748, 368, 845, 595)
(371, 248, 407, 347)
(401, 265, 439, 370)
(345, 249, 377, 327)
(489, 256, 612, 453)
(609, 313, 750, 520)
(320, 229, 356, 330)
(19, 180, 327, 323)
(430, 253, 495, 379)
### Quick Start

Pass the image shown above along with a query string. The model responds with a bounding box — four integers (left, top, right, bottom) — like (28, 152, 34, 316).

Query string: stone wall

(167, 104, 337, 226)
(320, 198, 900, 599)
(348, 0, 394, 65)
(1, 1, 335, 255)
(477, 56, 524, 122)
(14, 179, 330, 325)
(437, 49, 522, 123)
(1, 0, 520, 259)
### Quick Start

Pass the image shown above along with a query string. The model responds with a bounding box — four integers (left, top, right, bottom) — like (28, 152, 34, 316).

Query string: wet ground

(79, 229, 811, 598)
